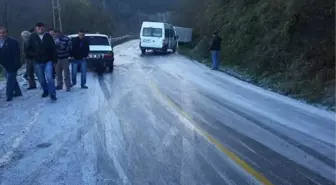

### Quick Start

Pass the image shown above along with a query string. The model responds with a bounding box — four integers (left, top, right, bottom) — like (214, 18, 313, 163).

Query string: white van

(139, 21, 179, 54)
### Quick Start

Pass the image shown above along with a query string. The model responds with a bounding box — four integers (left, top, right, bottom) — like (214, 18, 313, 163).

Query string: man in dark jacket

(0, 26, 22, 101)
(210, 32, 222, 70)
(70, 29, 89, 89)
(25, 22, 57, 101)
(54, 29, 71, 91)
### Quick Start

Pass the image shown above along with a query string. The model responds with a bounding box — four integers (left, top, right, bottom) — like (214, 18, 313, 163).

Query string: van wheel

(141, 49, 146, 54)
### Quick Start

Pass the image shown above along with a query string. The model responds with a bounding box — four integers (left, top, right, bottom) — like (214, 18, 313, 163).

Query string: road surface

(0, 40, 335, 185)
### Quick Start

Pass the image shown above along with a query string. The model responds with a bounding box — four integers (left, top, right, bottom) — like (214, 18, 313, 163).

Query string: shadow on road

(140, 50, 174, 57)
(98, 75, 112, 100)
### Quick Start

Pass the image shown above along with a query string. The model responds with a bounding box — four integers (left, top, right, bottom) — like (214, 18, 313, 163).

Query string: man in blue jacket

(0, 26, 22, 101)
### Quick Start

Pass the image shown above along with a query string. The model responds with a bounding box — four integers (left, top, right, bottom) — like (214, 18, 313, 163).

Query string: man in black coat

(70, 29, 89, 89)
(0, 26, 22, 101)
(25, 22, 57, 101)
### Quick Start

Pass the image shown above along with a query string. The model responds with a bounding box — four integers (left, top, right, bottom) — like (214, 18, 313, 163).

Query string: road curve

(0, 40, 334, 185)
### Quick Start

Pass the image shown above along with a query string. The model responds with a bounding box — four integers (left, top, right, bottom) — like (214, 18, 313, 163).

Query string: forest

(0, 0, 178, 37)
(173, 0, 335, 109)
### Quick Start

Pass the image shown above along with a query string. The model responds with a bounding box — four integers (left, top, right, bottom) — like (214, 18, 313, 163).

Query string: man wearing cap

(25, 22, 57, 101)
(54, 29, 71, 91)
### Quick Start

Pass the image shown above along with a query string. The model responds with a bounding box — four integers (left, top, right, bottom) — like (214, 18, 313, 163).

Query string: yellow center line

(149, 81, 273, 185)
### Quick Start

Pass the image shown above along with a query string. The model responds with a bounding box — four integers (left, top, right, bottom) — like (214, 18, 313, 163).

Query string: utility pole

(52, 0, 62, 31)
(138, 9, 141, 28)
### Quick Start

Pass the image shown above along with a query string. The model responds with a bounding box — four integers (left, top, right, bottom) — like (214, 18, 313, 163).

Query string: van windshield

(86, 36, 110, 46)
(142, 27, 163, 37)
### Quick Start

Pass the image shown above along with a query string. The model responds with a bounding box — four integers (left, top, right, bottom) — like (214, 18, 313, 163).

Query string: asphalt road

(0, 40, 335, 185)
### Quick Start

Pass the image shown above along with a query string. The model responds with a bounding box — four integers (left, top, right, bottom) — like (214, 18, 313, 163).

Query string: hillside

(0, 0, 116, 74)
(176, 0, 335, 110)
(0, 0, 115, 37)
(0, 0, 177, 37)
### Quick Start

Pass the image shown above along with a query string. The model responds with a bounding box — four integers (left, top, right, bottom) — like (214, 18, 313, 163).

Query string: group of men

(0, 22, 90, 102)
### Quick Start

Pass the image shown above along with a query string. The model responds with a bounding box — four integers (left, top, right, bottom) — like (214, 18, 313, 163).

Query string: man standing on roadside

(0, 26, 22, 101)
(54, 29, 71, 92)
(210, 31, 222, 70)
(21, 30, 36, 90)
(70, 29, 89, 89)
(25, 22, 57, 101)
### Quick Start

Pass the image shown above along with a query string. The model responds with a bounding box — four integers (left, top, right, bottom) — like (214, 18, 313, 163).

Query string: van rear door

(165, 28, 176, 50)
(140, 27, 164, 49)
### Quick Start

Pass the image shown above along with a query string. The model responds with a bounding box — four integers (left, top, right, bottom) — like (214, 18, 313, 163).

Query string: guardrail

(110, 34, 139, 46)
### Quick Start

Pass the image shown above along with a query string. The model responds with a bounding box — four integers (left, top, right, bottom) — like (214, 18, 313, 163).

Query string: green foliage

(178, 0, 335, 109)
(0, 0, 116, 39)
(61, 0, 115, 35)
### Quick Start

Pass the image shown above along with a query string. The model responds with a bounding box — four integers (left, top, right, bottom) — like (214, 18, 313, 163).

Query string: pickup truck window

(87, 36, 110, 46)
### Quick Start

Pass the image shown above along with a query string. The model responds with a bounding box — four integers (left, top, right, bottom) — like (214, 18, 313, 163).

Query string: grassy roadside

(178, 44, 335, 112)
(0, 67, 4, 81)
(175, 0, 335, 112)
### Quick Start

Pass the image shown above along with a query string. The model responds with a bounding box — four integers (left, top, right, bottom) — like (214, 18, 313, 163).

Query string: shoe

(42, 91, 49, 98)
(27, 86, 36, 90)
(66, 88, 71, 92)
(56, 85, 62, 90)
(71, 84, 76, 87)
(6, 97, 13, 102)
(81, 85, 88, 89)
(50, 94, 57, 101)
